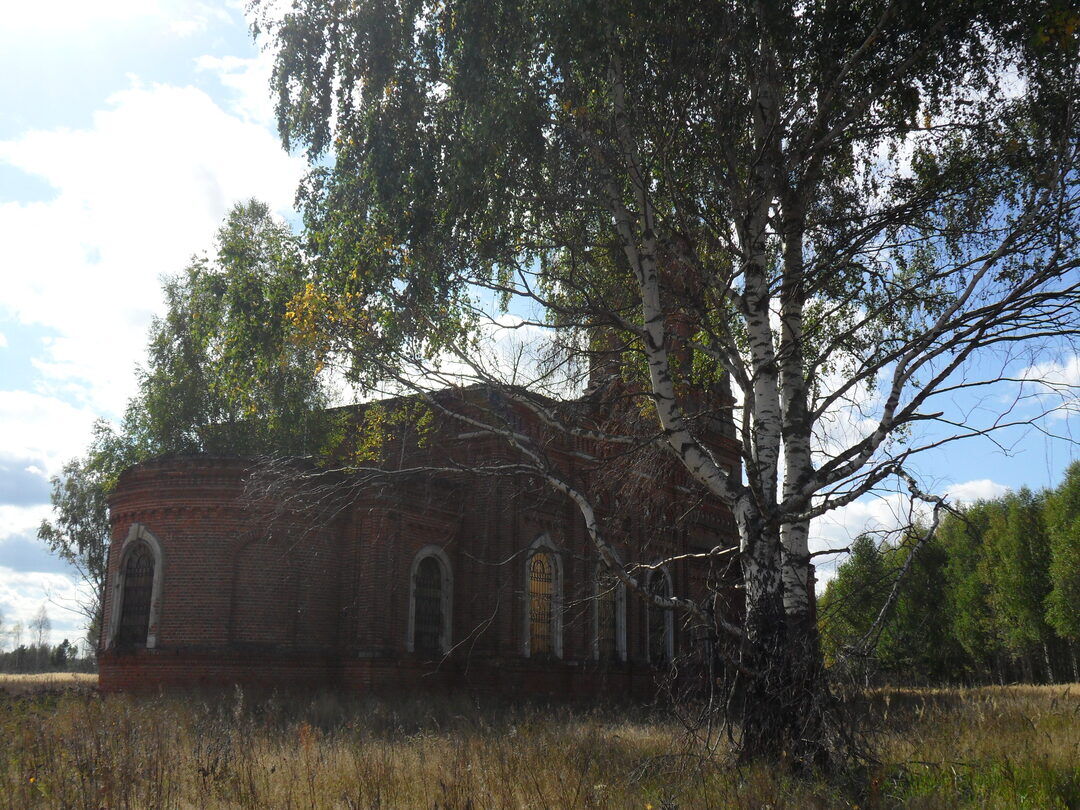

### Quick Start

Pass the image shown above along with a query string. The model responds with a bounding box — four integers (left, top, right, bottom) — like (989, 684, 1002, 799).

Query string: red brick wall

(101, 427, 741, 698)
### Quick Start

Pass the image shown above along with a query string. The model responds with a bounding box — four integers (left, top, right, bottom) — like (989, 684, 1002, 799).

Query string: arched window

(647, 568, 675, 665)
(107, 523, 164, 651)
(524, 537, 562, 658)
(118, 543, 154, 646)
(407, 546, 452, 655)
(594, 565, 627, 661)
(529, 552, 554, 654)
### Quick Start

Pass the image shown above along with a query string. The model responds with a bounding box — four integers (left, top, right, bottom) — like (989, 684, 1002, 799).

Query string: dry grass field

(0, 674, 1076, 809)
(0, 673, 98, 696)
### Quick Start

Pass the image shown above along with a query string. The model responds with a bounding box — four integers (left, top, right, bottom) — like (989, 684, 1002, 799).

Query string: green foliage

(1045, 461, 1080, 640)
(126, 199, 330, 457)
(348, 400, 435, 465)
(981, 489, 1055, 658)
(36, 423, 132, 648)
(259, 0, 1079, 390)
(42, 201, 335, 647)
(877, 536, 964, 682)
(821, 468, 1080, 684)
(940, 502, 1002, 670)
(820, 531, 964, 682)
(0, 640, 95, 674)
(819, 535, 889, 668)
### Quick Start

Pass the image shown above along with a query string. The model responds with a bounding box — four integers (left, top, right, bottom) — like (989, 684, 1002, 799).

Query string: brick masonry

(99, 410, 741, 699)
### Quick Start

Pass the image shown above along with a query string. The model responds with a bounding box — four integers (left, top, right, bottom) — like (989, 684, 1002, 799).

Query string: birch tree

(258, 0, 1080, 766)
(37, 427, 117, 650)
(29, 606, 50, 649)
(983, 489, 1057, 681)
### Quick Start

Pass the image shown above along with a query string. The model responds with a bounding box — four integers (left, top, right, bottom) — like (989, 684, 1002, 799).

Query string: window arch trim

(523, 534, 563, 659)
(406, 545, 453, 655)
(106, 523, 165, 651)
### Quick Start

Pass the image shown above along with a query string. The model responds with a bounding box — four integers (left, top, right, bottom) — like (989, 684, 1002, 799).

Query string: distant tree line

(0, 640, 95, 675)
(819, 462, 1080, 685)
(0, 606, 95, 674)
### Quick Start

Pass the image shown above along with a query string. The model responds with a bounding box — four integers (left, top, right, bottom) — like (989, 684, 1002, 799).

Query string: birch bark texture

(259, 0, 1080, 765)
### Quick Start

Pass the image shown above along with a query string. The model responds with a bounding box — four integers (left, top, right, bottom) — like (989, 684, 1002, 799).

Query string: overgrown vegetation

(0, 678, 1075, 809)
(39, 0, 1080, 768)
(255, 0, 1080, 767)
(820, 462, 1080, 685)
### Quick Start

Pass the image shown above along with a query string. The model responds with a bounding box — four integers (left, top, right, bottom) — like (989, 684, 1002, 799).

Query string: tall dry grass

(861, 684, 1080, 809)
(0, 673, 97, 696)
(0, 676, 1076, 808)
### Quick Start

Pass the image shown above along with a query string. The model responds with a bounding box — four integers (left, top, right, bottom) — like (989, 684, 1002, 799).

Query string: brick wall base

(98, 648, 667, 700)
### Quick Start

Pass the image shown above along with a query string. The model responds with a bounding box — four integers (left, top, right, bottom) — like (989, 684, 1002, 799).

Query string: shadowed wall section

(98, 432, 740, 698)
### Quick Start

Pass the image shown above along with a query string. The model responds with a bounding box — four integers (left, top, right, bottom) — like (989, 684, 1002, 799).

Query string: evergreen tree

(878, 535, 962, 683)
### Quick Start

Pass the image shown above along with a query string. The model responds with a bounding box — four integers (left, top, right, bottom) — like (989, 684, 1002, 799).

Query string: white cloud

(809, 476, 1010, 588)
(0, 477, 88, 647)
(196, 50, 278, 127)
(1017, 354, 1080, 423)
(0, 505, 53, 543)
(0, 567, 88, 648)
(171, 16, 209, 37)
(944, 478, 1010, 505)
(0, 392, 99, 478)
(0, 332, 7, 348)
(1021, 354, 1080, 388)
(811, 491, 914, 553)
(2, 0, 164, 31)
(0, 79, 306, 417)
(1, 0, 234, 34)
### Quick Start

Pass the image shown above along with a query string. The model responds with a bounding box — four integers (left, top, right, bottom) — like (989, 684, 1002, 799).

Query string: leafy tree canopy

(265, 0, 1079, 384)
(125, 199, 330, 457)
(821, 472, 1080, 685)
(259, 0, 1080, 765)
(1045, 461, 1080, 640)
(40, 200, 332, 650)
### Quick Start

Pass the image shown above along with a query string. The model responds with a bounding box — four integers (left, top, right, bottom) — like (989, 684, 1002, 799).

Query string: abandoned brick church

(98, 389, 741, 696)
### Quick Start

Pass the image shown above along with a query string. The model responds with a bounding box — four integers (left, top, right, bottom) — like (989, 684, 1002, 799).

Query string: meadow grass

(0, 673, 98, 696)
(0, 676, 1075, 808)
(862, 684, 1080, 809)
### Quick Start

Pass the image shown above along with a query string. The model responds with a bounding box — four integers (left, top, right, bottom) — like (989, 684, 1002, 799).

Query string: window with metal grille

(118, 543, 154, 647)
(648, 570, 673, 665)
(596, 573, 618, 660)
(528, 551, 554, 655)
(413, 555, 444, 655)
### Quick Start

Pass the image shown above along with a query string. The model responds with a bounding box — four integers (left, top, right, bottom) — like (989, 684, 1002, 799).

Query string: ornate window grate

(648, 571, 672, 665)
(528, 551, 554, 655)
(413, 556, 443, 655)
(118, 543, 154, 647)
(596, 574, 618, 660)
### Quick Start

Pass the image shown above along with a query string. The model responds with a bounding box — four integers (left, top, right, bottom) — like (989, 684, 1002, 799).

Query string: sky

(0, 0, 304, 646)
(0, 0, 1076, 647)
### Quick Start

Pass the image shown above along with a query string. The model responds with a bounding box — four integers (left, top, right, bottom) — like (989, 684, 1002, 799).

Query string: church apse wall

(99, 425, 741, 698)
